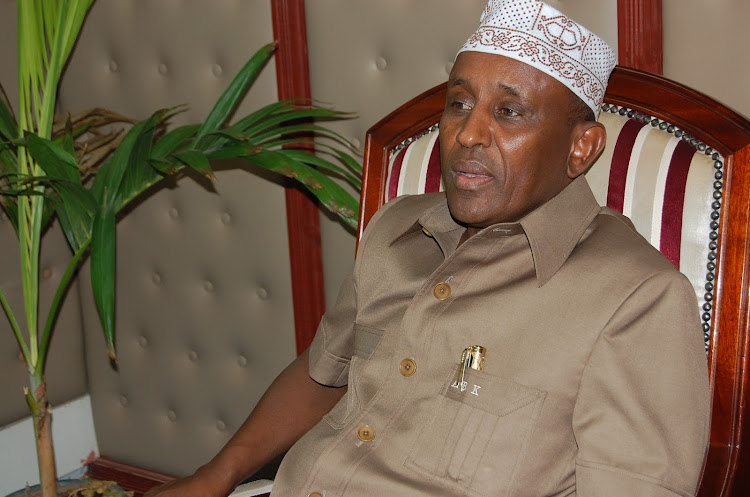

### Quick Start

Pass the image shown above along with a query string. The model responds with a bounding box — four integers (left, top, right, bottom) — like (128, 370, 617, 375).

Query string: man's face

(440, 51, 581, 233)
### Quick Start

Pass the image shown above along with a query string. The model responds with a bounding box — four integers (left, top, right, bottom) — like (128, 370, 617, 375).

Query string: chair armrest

(229, 479, 273, 497)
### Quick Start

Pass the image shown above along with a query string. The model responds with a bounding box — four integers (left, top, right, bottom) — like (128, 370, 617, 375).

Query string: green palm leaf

(191, 41, 276, 148)
(90, 109, 166, 208)
(249, 150, 359, 228)
(172, 149, 214, 178)
(91, 196, 116, 362)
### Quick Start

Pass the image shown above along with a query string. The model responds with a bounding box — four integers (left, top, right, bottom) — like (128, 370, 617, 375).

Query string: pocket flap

(444, 366, 545, 417)
(353, 323, 384, 358)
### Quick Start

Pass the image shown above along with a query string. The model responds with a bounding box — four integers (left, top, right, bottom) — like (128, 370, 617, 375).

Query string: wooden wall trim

(617, 0, 663, 74)
(271, 0, 326, 355)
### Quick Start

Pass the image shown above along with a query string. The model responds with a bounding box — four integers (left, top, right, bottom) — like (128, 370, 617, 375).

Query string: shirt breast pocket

(405, 367, 546, 497)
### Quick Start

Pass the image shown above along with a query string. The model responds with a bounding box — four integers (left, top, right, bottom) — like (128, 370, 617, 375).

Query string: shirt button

(308, 493, 324, 497)
(433, 282, 451, 300)
(422, 226, 433, 237)
(357, 425, 376, 442)
(400, 358, 417, 376)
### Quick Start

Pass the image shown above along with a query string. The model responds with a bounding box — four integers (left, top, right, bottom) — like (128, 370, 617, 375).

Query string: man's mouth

(452, 167, 493, 190)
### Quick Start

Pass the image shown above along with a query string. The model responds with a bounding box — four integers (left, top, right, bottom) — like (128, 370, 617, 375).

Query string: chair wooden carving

(359, 66, 750, 497)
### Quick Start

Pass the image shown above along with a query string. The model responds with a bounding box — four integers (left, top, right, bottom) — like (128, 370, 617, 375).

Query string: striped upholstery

(385, 107, 718, 341)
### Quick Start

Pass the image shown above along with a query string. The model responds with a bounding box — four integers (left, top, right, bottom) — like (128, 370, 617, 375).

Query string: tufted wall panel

(0, 0, 298, 478)
(63, 0, 296, 476)
(305, 0, 619, 310)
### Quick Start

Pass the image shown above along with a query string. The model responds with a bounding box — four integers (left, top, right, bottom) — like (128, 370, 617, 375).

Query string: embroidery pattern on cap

(464, 24, 605, 109)
(459, 0, 617, 116)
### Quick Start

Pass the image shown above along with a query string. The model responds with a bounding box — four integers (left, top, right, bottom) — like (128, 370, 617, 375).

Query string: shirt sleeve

(307, 195, 410, 387)
(573, 269, 710, 497)
(307, 270, 357, 387)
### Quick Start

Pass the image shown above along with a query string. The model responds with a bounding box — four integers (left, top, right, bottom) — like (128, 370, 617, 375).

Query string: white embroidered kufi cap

(458, 0, 617, 117)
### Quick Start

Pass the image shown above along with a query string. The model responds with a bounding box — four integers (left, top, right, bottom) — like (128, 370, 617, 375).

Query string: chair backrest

(359, 66, 750, 497)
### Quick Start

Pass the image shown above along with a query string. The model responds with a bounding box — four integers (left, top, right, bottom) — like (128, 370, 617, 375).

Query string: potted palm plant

(0, 1, 360, 495)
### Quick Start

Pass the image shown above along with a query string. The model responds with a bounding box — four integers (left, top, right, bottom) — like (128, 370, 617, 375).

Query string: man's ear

(567, 122, 607, 179)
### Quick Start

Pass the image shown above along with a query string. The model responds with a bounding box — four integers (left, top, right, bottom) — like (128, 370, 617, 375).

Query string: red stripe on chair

(659, 140, 695, 269)
(607, 119, 647, 213)
(388, 147, 408, 202)
(425, 139, 442, 194)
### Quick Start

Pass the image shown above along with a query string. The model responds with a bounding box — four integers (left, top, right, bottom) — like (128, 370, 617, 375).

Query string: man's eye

(498, 107, 519, 117)
(451, 100, 471, 110)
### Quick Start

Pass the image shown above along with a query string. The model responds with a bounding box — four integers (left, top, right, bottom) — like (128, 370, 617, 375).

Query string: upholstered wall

(68, 0, 298, 477)
(305, 0, 619, 307)
(0, 0, 297, 482)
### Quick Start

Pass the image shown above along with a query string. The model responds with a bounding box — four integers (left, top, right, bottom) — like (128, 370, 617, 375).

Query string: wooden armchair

(359, 66, 750, 497)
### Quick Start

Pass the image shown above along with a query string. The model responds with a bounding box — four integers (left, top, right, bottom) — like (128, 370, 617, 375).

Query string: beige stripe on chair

(681, 152, 715, 307)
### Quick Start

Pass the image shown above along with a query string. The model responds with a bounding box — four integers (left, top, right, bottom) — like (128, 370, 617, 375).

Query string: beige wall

(663, 0, 750, 119)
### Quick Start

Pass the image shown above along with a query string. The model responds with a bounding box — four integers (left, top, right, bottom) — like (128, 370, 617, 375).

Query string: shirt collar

(519, 176, 601, 285)
(391, 176, 601, 286)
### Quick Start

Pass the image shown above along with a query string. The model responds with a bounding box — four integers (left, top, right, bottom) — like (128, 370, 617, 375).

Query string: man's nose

(456, 110, 491, 148)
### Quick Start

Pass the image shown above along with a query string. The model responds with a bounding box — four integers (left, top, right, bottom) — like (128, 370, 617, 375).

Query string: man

(147, 1, 710, 495)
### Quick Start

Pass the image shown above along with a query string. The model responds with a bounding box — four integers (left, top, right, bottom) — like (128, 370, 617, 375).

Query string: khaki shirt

(271, 177, 710, 497)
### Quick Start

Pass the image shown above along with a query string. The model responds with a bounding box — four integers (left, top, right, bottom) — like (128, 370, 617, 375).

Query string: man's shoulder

(585, 207, 682, 276)
(380, 192, 447, 219)
(361, 192, 447, 242)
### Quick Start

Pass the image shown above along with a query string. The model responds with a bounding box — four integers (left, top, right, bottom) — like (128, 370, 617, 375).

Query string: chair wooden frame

(359, 66, 750, 497)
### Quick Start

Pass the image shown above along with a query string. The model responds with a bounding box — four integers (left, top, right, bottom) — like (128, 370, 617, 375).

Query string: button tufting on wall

(216, 420, 227, 431)
(204, 280, 215, 293)
(351, 138, 361, 149)
(119, 395, 129, 407)
(212, 64, 224, 77)
(42, 267, 52, 280)
(167, 409, 178, 422)
(169, 207, 180, 220)
(17, 350, 24, 362)
(152, 272, 162, 285)
(188, 349, 199, 362)
(375, 56, 388, 71)
(158, 63, 168, 76)
(138, 335, 149, 348)
(221, 212, 232, 225)
(108, 60, 119, 73)
(257, 287, 269, 300)
(445, 62, 454, 75)
(237, 355, 248, 367)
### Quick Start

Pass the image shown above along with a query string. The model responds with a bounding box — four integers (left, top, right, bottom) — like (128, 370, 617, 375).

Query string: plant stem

(36, 239, 90, 375)
(0, 286, 31, 368)
(27, 375, 57, 497)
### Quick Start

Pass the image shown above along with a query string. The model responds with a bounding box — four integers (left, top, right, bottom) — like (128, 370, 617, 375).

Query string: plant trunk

(30, 379, 58, 497)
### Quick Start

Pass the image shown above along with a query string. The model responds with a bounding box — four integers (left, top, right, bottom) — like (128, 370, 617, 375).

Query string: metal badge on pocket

(453, 345, 486, 389)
